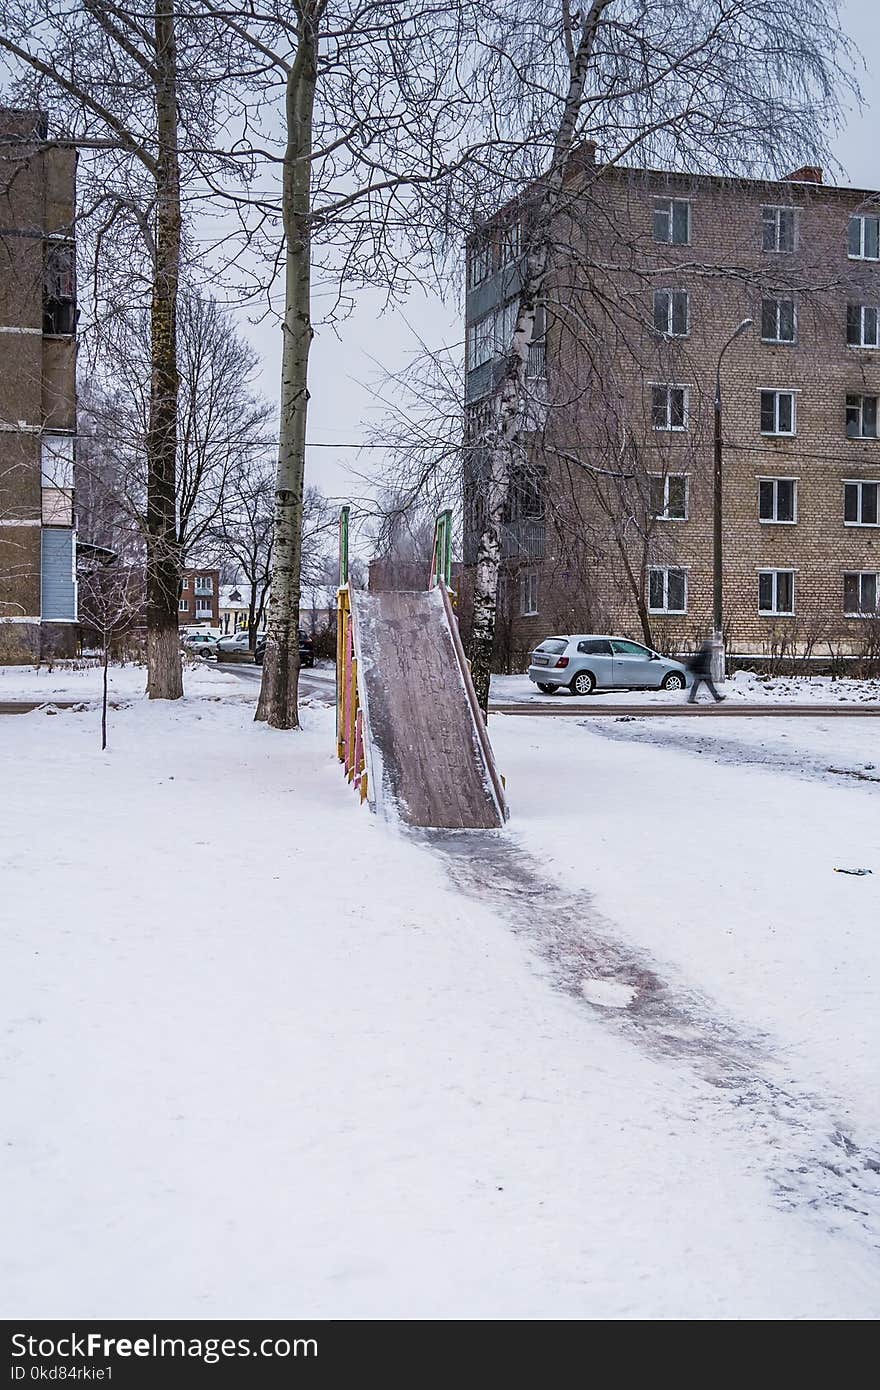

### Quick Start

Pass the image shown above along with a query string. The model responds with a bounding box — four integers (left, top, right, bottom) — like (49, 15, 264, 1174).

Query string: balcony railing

(501, 519, 546, 560)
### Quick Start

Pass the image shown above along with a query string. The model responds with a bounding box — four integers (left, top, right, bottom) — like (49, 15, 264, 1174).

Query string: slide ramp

(353, 587, 506, 830)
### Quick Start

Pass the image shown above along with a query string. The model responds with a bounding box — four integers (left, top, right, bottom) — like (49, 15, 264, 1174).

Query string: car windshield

(535, 639, 568, 655)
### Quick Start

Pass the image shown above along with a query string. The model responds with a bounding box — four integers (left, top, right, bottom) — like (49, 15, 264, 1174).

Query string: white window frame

(194, 576, 214, 594)
(195, 599, 213, 616)
(649, 473, 689, 521)
(40, 433, 75, 488)
(652, 288, 689, 337)
(757, 476, 798, 524)
(652, 197, 691, 246)
(761, 205, 797, 253)
(843, 480, 880, 527)
(181, 577, 189, 591)
(758, 568, 796, 616)
(759, 389, 797, 436)
(179, 599, 189, 613)
(843, 571, 880, 617)
(647, 566, 688, 614)
(651, 383, 689, 432)
(848, 215, 880, 261)
(846, 304, 880, 349)
(519, 569, 538, 617)
(846, 394, 879, 439)
(760, 297, 796, 344)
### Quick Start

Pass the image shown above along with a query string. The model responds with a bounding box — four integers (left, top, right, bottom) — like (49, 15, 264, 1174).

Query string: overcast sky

(239, 0, 880, 508)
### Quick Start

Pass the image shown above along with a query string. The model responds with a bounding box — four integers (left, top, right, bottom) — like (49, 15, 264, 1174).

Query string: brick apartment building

(463, 154, 880, 668)
(0, 109, 78, 663)
(177, 568, 220, 627)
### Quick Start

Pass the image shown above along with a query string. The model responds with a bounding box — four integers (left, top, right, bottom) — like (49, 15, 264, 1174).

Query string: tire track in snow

(417, 828, 880, 1250)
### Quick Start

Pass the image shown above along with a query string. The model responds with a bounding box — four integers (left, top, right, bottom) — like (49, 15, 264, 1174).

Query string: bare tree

(78, 550, 144, 749)
(0, 1, 247, 698)
(82, 293, 272, 575)
(193, 1, 509, 729)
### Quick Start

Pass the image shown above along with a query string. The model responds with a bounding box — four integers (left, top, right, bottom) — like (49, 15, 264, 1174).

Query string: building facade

(463, 157, 880, 669)
(177, 568, 220, 627)
(0, 109, 78, 663)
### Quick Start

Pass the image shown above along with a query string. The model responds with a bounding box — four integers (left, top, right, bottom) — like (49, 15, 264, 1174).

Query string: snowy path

(424, 830, 880, 1252)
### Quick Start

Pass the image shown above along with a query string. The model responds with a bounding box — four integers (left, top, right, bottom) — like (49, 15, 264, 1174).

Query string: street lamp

(713, 316, 753, 678)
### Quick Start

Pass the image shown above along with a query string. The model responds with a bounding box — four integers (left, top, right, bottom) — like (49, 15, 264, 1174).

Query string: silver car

(527, 635, 689, 696)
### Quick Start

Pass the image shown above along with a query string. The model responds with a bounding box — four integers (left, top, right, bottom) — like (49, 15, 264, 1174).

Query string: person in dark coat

(687, 638, 726, 703)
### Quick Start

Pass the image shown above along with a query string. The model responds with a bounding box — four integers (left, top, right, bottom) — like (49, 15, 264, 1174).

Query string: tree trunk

(469, 2, 611, 713)
(145, 1, 183, 700)
(255, 10, 317, 728)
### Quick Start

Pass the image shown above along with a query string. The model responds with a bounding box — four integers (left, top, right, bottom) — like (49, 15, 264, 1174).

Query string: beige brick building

(463, 156, 880, 669)
(0, 108, 78, 663)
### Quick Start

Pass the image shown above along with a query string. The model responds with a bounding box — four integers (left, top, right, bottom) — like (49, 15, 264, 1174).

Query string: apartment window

(649, 474, 688, 520)
(40, 435, 75, 489)
(844, 481, 879, 526)
(179, 599, 189, 613)
(468, 236, 493, 288)
(761, 206, 796, 253)
(758, 478, 797, 523)
(498, 218, 521, 267)
(846, 394, 879, 439)
(761, 298, 796, 343)
(519, 570, 538, 617)
(848, 215, 880, 261)
(758, 569, 795, 615)
(844, 572, 879, 616)
(846, 304, 880, 348)
(194, 576, 214, 594)
(467, 301, 518, 371)
(648, 567, 687, 613)
(653, 289, 689, 337)
(651, 384, 688, 431)
(43, 238, 76, 334)
(652, 198, 690, 245)
(181, 577, 189, 591)
(760, 390, 796, 435)
(195, 599, 213, 616)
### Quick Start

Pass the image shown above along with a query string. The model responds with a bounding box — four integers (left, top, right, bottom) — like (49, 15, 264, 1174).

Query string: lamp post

(713, 317, 753, 679)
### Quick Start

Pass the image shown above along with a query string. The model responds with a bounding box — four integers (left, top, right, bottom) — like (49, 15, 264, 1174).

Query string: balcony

(501, 519, 545, 560)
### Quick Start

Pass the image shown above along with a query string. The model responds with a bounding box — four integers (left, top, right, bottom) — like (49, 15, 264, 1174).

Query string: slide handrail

(437, 579, 508, 823)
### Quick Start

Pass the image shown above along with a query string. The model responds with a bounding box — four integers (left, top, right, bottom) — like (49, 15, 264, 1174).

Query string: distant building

(177, 567, 219, 627)
(464, 155, 880, 668)
(0, 109, 78, 663)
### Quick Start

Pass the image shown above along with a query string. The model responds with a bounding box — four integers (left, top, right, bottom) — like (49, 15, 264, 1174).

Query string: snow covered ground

(0, 659, 247, 701)
(2, 697, 879, 1318)
(492, 668, 880, 705)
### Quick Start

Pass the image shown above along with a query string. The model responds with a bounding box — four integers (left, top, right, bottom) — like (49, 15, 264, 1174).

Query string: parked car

(215, 630, 253, 657)
(254, 630, 315, 668)
(181, 631, 219, 658)
(527, 635, 690, 695)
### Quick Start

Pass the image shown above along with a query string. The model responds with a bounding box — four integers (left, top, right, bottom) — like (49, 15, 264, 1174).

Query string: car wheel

(536, 682, 556, 693)
(570, 670, 596, 696)
(661, 672, 686, 692)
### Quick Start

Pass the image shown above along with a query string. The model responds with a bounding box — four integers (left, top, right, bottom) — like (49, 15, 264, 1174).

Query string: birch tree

(198, 0, 500, 729)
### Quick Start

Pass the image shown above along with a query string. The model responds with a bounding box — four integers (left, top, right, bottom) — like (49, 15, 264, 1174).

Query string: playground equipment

(336, 507, 507, 829)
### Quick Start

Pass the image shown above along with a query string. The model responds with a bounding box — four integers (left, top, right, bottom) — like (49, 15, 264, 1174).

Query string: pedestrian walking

(687, 638, 726, 703)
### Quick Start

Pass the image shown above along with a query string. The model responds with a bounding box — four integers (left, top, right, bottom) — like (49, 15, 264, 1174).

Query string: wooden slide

(352, 585, 507, 830)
